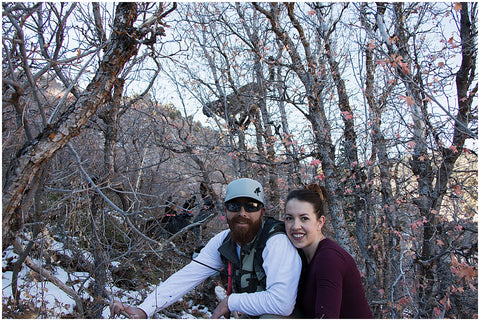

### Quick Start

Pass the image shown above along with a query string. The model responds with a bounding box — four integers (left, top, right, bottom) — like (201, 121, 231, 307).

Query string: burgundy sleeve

(312, 248, 346, 318)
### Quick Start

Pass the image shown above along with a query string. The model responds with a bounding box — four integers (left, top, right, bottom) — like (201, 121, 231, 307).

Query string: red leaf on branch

(314, 173, 325, 181)
(453, 185, 463, 196)
(449, 145, 459, 153)
(440, 296, 451, 311)
(399, 95, 415, 106)
(341, 110, 354, 120)
(398, 60, 410, 74)
(456, 265, 477, 282)
(368, 40, 375, 51)
(433, 307, 442, 317)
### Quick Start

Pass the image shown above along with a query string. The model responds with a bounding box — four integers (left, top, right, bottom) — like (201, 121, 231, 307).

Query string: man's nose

(238, 206, 249, 216)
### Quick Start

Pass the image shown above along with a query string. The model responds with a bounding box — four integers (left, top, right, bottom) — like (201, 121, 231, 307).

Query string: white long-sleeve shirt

(138, 229, 302, 317)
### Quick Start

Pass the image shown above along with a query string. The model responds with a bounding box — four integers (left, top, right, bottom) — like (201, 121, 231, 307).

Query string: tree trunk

(90, 192, 107, 318)
(362, 23, 396, 301)
(3, 3, 140, 247)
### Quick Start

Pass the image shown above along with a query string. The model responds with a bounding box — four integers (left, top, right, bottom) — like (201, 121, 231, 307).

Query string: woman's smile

(291, 232, 306, 241)
(284, 198, 326, 262)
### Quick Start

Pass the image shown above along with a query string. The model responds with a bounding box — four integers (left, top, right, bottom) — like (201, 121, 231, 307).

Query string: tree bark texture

(3, 3, 139, 247)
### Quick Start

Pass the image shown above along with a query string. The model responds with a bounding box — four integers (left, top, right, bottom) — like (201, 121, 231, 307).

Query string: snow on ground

(2, 241, 214, 319)
(2, 244, 147, 318)
(2, 245, 84, 317)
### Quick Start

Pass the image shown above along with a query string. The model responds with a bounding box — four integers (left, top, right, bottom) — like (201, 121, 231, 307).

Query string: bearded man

(111, 178, 301, 319)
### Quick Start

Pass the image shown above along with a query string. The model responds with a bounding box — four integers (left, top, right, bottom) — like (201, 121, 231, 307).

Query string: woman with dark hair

(284, 184, 373, 319)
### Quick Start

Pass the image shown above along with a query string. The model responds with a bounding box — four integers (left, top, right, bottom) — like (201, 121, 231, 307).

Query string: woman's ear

(317, 215, 326, 230)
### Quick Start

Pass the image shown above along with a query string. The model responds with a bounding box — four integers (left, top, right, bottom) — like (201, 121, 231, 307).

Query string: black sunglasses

(225, 201, 263, 212)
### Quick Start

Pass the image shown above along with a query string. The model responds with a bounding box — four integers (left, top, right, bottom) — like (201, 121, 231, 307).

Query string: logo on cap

(254, 187, 261, 196)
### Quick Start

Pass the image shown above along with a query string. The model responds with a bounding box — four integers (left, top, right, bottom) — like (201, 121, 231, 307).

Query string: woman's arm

(312, 248, 346, 318)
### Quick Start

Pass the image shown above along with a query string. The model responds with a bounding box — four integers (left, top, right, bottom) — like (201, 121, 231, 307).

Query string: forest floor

(2, 237, 220, 319)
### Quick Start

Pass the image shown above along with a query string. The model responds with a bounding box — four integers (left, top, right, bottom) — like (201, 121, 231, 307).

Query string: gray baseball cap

(224, 178, 264, 205)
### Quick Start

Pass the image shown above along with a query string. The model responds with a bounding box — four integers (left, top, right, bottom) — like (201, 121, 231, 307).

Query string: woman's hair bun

(305, 183, 325, 201)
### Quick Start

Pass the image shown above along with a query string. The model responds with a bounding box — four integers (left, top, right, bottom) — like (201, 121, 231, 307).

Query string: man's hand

(110, 300, 148, 319)
(211, 297, 230, 319)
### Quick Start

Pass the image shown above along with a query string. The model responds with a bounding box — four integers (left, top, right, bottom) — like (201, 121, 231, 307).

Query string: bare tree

(359, 2, 477, 317)
(2, 2, 175, 247)
(254, 2, 354, 251)
(2, 2, 476, 318)
(2, 2, 177, 317)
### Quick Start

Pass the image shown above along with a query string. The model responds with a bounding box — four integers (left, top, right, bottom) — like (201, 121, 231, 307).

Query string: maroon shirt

(296, 238, 373, 318)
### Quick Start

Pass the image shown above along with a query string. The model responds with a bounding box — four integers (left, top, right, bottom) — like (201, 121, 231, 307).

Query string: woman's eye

(301, 217, 309, 221)
(284, 216, 292, 221)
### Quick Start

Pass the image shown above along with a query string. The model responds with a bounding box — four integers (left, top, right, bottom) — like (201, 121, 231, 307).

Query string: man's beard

(227, 215, 263, 245)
